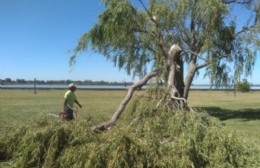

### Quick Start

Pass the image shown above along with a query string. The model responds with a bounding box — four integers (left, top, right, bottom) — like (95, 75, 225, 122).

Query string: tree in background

(236, 78, 251, 92)
(72, 0, 260, 130)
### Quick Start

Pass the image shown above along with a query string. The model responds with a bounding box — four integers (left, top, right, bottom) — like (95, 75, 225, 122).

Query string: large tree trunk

(92, 70, 159, 131)
(93, 44, 193, 131)
(166, 44, 192, 111)
(167, 44, 184, 97)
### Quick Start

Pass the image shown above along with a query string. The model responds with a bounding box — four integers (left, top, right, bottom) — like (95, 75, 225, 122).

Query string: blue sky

(0, 0, 259, 84)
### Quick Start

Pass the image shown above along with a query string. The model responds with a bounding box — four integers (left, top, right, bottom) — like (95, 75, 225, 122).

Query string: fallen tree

(1, 111, 259, 167)
(72, 0, 259, 130)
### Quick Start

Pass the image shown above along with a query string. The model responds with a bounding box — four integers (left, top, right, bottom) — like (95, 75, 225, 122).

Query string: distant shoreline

(1, 84, 260, 91)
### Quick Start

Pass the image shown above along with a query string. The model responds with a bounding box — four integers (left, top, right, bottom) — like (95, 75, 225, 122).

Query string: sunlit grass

(190, 90, 260, 150)
(0, 89, 126, 127)
(0, 89, 259, 150)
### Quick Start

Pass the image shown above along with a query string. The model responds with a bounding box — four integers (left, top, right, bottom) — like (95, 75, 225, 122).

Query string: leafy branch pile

(0, 101, 259, 168)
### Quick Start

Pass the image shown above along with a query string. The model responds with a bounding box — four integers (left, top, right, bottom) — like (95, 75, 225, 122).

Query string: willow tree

(72, 0, 260, 130)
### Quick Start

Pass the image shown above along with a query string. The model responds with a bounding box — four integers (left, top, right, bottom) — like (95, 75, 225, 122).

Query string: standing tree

(71, 0, 260, 130)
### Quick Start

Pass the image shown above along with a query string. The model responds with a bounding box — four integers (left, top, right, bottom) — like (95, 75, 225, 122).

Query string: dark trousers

(65, 107, 74, 120)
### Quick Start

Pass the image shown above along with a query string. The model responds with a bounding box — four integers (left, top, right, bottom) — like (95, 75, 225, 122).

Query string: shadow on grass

(196, 107, 260, 121)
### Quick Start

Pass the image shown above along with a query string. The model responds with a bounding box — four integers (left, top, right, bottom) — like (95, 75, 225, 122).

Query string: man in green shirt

(63, 83, 82, 121)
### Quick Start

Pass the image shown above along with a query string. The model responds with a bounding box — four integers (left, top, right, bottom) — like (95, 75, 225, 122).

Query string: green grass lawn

(189, 91, 260, 150)
(0, 89, 127, 128)
(1, 89, 260, 150)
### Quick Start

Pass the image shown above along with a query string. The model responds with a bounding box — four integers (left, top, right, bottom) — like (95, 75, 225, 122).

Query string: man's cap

(68, 83, 76, 88)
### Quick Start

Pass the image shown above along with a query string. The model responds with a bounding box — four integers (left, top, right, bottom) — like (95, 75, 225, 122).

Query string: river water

(1, 84, 260, 90)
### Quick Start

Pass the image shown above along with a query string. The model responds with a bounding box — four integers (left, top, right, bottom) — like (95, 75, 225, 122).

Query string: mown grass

(189, 90, 260, 150)
(0, 89, 259, 151)
(0, 89, 126, 128)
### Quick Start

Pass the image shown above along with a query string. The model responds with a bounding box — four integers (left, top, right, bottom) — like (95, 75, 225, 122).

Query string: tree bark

(166, 44, 191, 111)
(167, 44, 183, 97)
(93, 70, 159, 131)
(183, 61, 197, 99)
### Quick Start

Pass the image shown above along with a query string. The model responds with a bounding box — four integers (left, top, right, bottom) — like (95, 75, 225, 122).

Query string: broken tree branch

(92, 70, 159, 131)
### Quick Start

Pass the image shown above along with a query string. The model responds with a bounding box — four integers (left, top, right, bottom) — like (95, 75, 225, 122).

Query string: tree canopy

(73, 0, 259, 86)
(72, 0, 260, 129)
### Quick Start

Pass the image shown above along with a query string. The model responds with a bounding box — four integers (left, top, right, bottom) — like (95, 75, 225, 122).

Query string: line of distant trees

(0, 78, 134, 86)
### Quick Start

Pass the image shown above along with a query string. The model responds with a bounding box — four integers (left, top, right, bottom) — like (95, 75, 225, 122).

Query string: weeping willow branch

(171, 96, 194, 112)
(137, 0, 168, 59)
(171, 96, 187, 103)
(235, 23, 258, 36)
(181, 50, 208, 61)
(92, 70, 159, 131)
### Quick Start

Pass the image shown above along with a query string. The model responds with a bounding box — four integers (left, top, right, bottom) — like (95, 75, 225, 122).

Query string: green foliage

(72, 0, 259, 90)
(72, 0, 155, 77)
(0, 118, 96, 168)
(1, 100, 259, 167)
(236, 79, 251, 92)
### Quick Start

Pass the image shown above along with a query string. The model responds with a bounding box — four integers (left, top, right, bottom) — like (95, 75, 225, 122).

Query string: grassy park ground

(0, 90, 260, 150)
(0, 90, 260, 167)
(0, 89, 260, 151)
